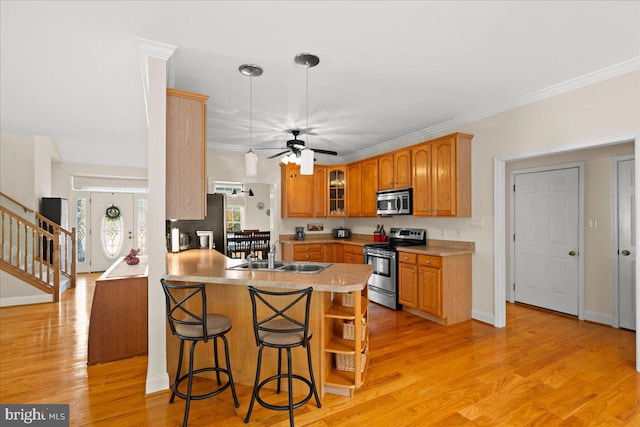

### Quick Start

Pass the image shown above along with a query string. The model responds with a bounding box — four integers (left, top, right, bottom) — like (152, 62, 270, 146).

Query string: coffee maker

(295, 227, 305, 240)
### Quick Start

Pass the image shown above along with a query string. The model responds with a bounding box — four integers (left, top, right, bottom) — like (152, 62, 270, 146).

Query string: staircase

(1, 192, 76, 303)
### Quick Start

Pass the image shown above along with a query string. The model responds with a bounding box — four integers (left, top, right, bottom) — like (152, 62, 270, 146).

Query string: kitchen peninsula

(164, 249, 373, 396)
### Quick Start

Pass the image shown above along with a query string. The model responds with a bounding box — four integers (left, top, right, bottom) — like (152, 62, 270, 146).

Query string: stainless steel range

(364, 227, 427, 310)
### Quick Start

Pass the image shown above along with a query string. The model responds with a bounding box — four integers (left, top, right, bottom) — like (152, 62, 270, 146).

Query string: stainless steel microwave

(376, 188, 412, 215)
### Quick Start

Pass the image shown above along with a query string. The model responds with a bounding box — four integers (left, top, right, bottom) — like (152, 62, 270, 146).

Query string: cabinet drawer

(398, 252, 417, 264)
(293, 252, 323, 262)
(293, 243, 322, 254)
(343, 244, 363, 255)
(418, 255, 441, 268)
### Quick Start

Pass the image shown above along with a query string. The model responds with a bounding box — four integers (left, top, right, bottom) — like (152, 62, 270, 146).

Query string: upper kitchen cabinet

(378, 148, 411, 190)
(281, 163, 315, 218)
(412, 133, 473, 217)
(346, 162, 362, 217)
(166, 88, 209, 220)
(314, 165, 327, 217)
(328, 166, 346, 217)
(347, 158, 378, 217)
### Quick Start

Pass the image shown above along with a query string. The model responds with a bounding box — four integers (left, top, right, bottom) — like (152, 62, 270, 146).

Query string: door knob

(568, 250, 576, 256)
(621, 250, 631, 256)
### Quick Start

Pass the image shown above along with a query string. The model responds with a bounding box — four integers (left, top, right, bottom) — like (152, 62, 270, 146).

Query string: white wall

(1, 132, 60, 210)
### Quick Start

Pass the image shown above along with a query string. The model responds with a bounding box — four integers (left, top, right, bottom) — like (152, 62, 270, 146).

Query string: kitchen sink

(226, 261, 331, 274)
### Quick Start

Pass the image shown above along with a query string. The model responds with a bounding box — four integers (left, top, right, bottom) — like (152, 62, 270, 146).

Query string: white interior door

(514, 168, 580, 315)
(618, 159, 636, 330)
(90, 192, 134, 272)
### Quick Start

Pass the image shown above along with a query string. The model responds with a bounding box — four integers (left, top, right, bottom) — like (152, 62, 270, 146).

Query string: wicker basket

(342, 319, 367, 341)
(341, 293, 355, 307)
(336, 346, 367, 372)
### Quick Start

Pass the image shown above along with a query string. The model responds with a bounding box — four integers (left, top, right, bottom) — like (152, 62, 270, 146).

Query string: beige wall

(458, 71, 639, 322)
(506, 142, 634, 321)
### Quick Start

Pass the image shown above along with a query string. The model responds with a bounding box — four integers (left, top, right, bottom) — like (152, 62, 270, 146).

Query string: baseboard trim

(0, 294, 53, 307)
(145, 372, 169, 394)
(472, 309, 496, 326)
(583, 310, 614, 327)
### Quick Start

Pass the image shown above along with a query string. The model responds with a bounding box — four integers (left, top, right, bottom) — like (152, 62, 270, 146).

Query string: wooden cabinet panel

(378, 149, 411, 190)
(343, 243, 364, 264)
(378, 153, 394, 190)
(394, 149, 412, 188)
(314, 166, 327, 217)
(412, 133, 472, 217)
(347, 162, 362, 217)
(418, 265, 442, 316)
(166, 89, 208, 220)
(361, 158, 378, 217)
(398, 259, 417, 308)
(323, 243, 342, 263)
(281, 164, 315, 217)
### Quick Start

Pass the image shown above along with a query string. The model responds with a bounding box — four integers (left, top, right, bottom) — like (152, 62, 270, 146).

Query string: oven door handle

(396, 196, 401, 212)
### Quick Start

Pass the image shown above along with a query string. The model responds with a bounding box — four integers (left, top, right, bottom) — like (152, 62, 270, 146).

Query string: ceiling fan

(267, 129, 338, 159)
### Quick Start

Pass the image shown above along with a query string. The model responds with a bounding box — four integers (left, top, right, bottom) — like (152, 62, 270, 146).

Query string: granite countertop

(165, 249, 373, 293)
(280, 234, 475, 256)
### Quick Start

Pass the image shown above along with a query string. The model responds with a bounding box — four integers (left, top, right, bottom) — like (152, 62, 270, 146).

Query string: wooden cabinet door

(281, 164, 314, 217)
(394, 149, 412, 188)
(361, 158, 378, 216)
(314, 165, 327, 217)
(328, 167, 346, 216)
(432, 137, 456, 217)
(418, 265, 442, 316)
(398, 262, 418, 308)
(347, 162, 362, 217)
(166, 89, 208, 219)
(378, 153, 394, 190)
(412, 143, 432, 216)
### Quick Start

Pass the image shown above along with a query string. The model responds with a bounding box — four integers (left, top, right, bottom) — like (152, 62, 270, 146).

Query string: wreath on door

(105, 204, 121, 219)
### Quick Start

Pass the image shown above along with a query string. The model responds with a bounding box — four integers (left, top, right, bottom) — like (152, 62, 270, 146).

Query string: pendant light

(295, 53, 319, 175)
(239, 64, 263, 177)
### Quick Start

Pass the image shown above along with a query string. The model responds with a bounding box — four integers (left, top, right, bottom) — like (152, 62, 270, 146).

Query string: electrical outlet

(471, 217, 484, 228)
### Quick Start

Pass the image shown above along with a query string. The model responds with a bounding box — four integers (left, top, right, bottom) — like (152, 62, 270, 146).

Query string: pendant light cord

(250, 73, 253, 151)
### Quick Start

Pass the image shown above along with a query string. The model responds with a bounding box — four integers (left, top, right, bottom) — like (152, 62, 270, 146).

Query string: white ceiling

(1, 1, 639, 168)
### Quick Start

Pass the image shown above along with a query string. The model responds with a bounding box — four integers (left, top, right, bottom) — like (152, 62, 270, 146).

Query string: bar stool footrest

(255, 374, 315, 411)
(173, 367, 233, 401)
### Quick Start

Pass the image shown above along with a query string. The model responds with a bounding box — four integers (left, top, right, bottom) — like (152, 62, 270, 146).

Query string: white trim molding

(137, 38, 177, 126)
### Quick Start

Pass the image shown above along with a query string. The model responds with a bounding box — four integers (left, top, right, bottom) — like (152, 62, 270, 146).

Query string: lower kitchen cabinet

(323, 243, 343, 263)
(398, 251, 471, 325)
(343, 243, 364, 264)
(282, 242, 323, 261)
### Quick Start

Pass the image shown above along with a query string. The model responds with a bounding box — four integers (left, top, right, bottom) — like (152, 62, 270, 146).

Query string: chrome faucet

(246, 252, 256, 269)
(268, 241, 279, 269)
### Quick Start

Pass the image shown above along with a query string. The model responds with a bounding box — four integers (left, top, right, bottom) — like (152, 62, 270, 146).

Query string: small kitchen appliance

(196, 230, 214, 249)
(332, 227, 351, 238)
(295, 227, 305, 240)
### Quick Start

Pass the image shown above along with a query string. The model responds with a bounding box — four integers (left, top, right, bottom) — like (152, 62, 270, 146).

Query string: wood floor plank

(1, 274, 638, 426)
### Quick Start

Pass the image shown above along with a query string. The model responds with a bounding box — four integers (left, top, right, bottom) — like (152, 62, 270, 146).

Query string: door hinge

(513, 283, 516, 290)
(513, 234, 515, 241)
(513, 184, 516, 192)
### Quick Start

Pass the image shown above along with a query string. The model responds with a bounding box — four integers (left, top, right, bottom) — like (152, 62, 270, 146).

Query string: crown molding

(137, 38, 178, 125)
(342, 57, 640, 163)
(209, 58, 640, 163)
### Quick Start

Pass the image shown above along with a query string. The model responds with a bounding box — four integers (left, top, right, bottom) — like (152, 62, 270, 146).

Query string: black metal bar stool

(244, 286, 321, 426)
(161, 279, 240, 427)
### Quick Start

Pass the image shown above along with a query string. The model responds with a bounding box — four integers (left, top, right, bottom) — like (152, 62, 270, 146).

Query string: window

(76, 198, 87, 262)
(137, 198, 147, 255)
(226, 206, 243, 231)
(101, 206, 124, 258)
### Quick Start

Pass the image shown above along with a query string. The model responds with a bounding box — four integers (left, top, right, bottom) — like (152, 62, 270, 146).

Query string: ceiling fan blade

(268, 150, 290, 159)
(310, 148, 338, 156)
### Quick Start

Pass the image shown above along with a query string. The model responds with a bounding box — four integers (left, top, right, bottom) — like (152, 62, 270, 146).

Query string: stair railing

(0, 193, 76, 302)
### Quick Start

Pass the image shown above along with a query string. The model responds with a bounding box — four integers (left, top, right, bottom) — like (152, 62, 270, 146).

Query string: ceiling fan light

(245, 149, 258, 176)
(300, 148, 314, 175)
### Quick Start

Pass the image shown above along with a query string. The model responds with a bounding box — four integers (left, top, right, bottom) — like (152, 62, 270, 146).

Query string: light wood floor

(1, 273, 638, 426)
